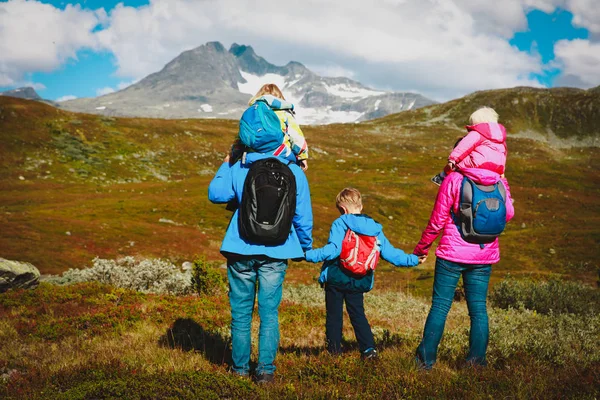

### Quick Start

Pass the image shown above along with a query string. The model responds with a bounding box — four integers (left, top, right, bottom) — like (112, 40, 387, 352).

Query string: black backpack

(239, 157, 296, 245)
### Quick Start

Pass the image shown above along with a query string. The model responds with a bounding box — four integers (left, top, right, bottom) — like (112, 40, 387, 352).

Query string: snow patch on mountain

(57, 42, 436, 124)
(199, 104, 213, 112)
(296, 107, 365, 125)
(324, 83, 386, 99)
(238, 70, 287, 96)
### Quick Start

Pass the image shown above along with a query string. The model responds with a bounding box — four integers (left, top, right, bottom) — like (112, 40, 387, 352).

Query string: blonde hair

(248, 83, 285, 106)
(336, 187, 362, 211)
(469, 107, 499, 124)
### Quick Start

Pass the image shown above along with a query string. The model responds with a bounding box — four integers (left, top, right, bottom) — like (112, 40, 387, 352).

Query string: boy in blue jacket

(305, 188, 424, 359)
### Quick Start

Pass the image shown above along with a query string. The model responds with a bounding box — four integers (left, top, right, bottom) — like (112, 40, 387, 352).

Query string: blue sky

(510, 8, 589, 87)
(1, 0, 598, 102)
(38, 0, 149, 11)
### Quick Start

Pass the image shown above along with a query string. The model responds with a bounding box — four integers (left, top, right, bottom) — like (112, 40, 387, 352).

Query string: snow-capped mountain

(61, 42, 435, 125)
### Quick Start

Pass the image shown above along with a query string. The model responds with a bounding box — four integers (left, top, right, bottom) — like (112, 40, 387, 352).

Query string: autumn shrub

(489, 307, 600, 366)
(47, 257, 193, 295)
(489, 277, 600, 315)
(191, 256, 226, 295)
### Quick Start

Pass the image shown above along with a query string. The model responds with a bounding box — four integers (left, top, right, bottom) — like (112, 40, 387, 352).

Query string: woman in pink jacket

(431, 107, 507, 185)
(414, 167, 514, 369)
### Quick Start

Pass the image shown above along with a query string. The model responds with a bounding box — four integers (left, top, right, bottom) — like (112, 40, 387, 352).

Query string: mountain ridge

(0, 87, 42, 100)
(374, 85, 600, 142)
(58, 41, 436, 124)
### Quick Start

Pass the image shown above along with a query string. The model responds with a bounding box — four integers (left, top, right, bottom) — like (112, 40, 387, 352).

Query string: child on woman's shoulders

(431, 107, 507, 185)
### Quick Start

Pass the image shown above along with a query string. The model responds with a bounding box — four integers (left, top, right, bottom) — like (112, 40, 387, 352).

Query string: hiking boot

(430, 174, 444, 186)
(255, 373, 275, 385)
(230, 369, 250, 379)
(361, 348, 379, 360)
(415, 356, 432, 371)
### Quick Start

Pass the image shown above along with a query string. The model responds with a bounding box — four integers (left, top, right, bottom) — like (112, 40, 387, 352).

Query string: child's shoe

(361, 348, 379, 360)
(430, 174, 444, 186)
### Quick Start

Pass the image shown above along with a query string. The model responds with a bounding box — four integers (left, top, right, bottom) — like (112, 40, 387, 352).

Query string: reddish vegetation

(0, 97, 598, 286)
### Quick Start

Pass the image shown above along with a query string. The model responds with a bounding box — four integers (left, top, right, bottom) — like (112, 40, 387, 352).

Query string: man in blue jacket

(208, 152, 313, 383)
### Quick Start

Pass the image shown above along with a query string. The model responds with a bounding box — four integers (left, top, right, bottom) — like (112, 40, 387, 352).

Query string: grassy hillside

(376, 86, 600, 141)
(1, 281, 598, 399)
(1, 96, 599, 287)
(1, 95, 599, 398)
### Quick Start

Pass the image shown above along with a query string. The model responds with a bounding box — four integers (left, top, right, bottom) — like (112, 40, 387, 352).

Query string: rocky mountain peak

(229, 43, 283, 76)
(140, 41, 242, 92)
(0, 87, 42, 100)
(204, 41, 226, 53)
(229, 43, 254, 57)
(59, 41, 436, 124)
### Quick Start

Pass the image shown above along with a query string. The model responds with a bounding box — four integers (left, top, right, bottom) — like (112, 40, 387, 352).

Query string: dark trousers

(325, 285, 375, 353)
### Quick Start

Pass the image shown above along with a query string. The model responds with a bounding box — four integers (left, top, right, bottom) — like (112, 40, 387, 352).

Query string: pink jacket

(450, 123, 507, 175)
(414, 168, 514, 264)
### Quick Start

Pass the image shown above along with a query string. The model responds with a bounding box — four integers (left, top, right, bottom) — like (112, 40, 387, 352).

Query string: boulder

(0, 258, 40, 293)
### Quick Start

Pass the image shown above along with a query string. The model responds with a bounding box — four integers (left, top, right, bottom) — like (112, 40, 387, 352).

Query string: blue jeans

(325, 285, 375, 354)
(227, 257, 287, 375)
(416, 257, 491, 369)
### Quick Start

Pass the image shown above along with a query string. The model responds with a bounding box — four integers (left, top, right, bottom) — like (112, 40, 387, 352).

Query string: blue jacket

(305, 214, 418, 292)
(208, 153, 313, 259)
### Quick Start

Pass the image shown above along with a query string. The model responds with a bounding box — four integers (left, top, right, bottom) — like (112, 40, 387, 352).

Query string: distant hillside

(0, 96, 598, 286)
(60, 41, 435, 124)
(376, 86, 600, 141)
(0, 87, 42, 100)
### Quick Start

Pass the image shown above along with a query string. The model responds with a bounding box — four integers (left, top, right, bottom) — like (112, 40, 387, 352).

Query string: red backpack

(339, 229, 381, 276)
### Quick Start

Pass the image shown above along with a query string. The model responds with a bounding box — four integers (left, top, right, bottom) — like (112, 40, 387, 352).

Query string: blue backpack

(454, 176, 507, 244)
(239, 101, 284, 153)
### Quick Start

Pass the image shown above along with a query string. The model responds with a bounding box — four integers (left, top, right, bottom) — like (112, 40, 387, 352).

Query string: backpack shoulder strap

(497, 179, 507, 202)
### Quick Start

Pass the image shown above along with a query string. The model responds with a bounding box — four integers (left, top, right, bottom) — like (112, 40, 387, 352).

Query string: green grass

(1, 282, 598, 399)
(3, 97, 598, 284)
(0, 95, 599, 397)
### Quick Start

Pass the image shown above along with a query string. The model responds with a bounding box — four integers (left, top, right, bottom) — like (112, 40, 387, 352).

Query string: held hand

(443, 161, 456, 175)
(299, 159, 308, 171)
(418, 255, 427, 264)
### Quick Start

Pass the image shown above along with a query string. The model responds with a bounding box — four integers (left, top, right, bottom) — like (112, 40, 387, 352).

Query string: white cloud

(307, 64, 356, 79)
(453, 0, 530, 37)
(22, 81, 46, 91)
(554, 39, 600, 87)
(95, 1, 215, 79)
(55, 94, 77, 102)
(0, 0, 100, 86)
(96, 86, 115, 96)
(91, 0, 545, 100)
(0, 0, 597, 101)
(523, 0, 564, 13)
(117, 80, 137, 90)
(567, 0, 600, 33)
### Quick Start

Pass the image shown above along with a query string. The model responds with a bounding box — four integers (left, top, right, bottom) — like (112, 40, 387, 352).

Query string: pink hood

(466, 123, 506, 144)
(414, 169, 514, 264)
(449, 123, 507, 174)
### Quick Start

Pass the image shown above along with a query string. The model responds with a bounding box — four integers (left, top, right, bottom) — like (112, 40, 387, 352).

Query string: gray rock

(0, 258, 41, 293)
